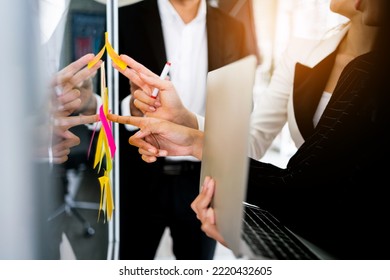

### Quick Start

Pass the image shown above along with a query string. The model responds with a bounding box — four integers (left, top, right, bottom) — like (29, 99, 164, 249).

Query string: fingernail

(134, 130, 142, 137)
(55, 86, 63, 96)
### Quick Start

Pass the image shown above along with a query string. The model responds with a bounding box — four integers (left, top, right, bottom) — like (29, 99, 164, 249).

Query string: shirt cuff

(196, 114, 205, 131)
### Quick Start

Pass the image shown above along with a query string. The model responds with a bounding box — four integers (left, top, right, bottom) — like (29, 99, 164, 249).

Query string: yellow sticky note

(105, 32, 127, 70)
(88, 45, 106, 69)
(86, 32, 127, 70)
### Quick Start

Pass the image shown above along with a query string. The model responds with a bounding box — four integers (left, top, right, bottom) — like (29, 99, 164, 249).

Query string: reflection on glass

(39, 0, 108, 260)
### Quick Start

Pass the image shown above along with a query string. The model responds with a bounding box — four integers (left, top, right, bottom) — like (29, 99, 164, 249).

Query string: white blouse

(247, 25, 349, 160)
(313, 92, 332, 127)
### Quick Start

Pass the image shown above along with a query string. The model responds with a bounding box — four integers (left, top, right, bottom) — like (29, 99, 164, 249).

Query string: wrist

(176, 109, 198, 129)
(192, 129, 204, 160)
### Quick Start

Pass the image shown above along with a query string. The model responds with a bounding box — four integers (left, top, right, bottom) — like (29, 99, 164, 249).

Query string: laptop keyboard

(242, 203, 319, 259)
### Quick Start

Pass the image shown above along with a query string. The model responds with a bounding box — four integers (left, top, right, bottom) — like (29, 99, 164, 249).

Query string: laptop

(200, 55, 331, 260)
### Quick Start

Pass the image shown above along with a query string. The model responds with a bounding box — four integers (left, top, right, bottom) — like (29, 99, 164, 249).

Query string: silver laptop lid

(200, 55, 257, 257)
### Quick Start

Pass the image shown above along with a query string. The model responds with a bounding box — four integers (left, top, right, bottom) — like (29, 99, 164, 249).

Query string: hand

(113, 54, 198, 129)
(191, 176, 227, 247)
(51, 129, 81, 164)
(51, 114, 100, 164)
(39, 54, 102, 164)
(52, 53, 102, 117)
(107, 113, 204, 162)
(73, 78, 97, 115)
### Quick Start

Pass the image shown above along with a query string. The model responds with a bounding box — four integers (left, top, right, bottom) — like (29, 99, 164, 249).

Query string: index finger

(113, 63, 146, 91)
(56, 53, 95, 80)
(53, 54, 102, 92)
(65, 61, 101, 91)
(107, 113, 144, 127)
(55, 114, 100, 128)
(119, 55, 157, 77)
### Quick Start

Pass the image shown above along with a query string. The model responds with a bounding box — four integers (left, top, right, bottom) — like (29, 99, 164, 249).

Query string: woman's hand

(191, 176, 227, 247)
(52, 53, 102, 117)
(113, 55, 198, 129)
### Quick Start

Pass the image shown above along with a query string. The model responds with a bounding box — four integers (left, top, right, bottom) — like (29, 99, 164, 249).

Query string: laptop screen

(200, 55, 257, 256)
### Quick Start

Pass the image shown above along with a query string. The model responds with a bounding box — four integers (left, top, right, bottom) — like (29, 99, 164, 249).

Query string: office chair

(48, 124, 100, 237)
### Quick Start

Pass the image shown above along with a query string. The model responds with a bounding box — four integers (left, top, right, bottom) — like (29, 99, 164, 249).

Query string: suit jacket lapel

(293, 50, 337, 140)
(288, 52, 375, 170)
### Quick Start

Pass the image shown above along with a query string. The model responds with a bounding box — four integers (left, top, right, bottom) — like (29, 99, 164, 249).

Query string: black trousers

(119, 159, 216, 260)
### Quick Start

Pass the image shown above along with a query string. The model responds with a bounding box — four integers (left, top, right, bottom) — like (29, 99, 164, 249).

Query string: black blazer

(293, 51, 337, 140)
(246, 52, 390, 259)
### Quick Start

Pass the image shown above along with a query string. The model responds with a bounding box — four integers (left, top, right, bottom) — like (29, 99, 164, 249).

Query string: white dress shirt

(313, 91, 331, 127)
(158, 0, 208, 116)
